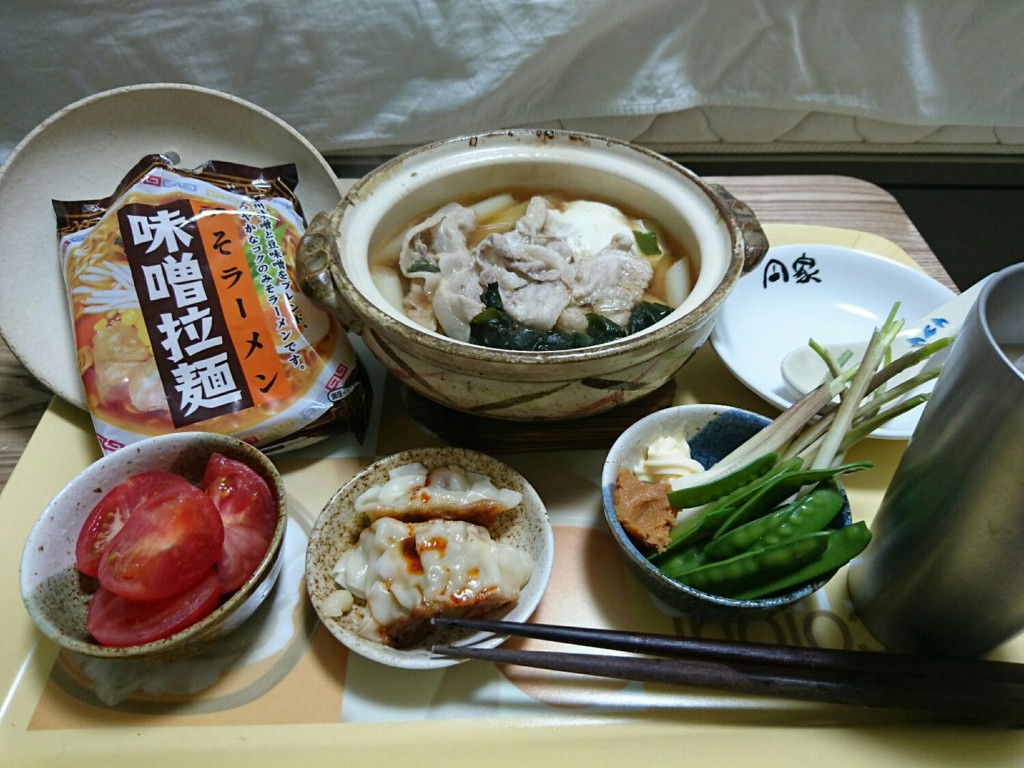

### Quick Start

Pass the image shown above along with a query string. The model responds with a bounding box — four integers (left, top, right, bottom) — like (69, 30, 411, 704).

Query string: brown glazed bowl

(296, 129, 767, 420)
(19, 432, 287, 661)
(305, 446, 554, 669)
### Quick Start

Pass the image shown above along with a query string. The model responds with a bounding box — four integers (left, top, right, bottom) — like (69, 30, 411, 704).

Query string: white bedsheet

(3, 1, 1023, 163)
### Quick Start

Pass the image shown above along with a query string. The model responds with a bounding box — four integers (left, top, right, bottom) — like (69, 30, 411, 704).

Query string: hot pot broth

(368, 190, 696, 351)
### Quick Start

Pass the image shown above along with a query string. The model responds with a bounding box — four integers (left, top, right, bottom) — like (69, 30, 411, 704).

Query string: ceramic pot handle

(709, 183, 769, 273)
(295, 211, 364, 334)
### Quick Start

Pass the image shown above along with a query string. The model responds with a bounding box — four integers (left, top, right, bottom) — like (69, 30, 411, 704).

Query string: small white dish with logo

(710, 243, 955, 439)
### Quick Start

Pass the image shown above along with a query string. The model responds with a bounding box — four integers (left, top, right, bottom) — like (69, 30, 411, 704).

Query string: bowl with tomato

(19, 432, 288, 660)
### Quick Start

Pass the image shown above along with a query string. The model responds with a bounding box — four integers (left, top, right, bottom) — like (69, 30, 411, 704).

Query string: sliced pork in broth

(371, 193, 694, 351)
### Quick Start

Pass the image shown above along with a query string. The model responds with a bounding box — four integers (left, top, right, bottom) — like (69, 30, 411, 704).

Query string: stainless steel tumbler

(847, 262, 1024, 657)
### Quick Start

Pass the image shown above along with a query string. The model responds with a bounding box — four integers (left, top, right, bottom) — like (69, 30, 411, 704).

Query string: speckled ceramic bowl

(306, 447, 554, 669)
(296, 129, 768, 420)
(601, 404, 851, 616)
(19, 432, 287, 661)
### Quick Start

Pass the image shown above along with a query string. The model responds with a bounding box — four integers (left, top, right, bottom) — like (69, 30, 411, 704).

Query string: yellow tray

(3, 226, 1021, 767)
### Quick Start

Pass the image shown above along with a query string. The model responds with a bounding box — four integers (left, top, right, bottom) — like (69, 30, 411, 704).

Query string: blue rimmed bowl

(601, 404, 852, 616)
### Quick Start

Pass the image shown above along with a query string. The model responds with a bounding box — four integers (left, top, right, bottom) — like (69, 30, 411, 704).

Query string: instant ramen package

(53, 154, 371, 454)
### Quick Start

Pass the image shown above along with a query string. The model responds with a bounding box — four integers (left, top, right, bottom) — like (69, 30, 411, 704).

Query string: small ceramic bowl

(19, 432, 288, 661)
(296, 129, 768, 420)
(601, 404, 851, 616)
(306, 447, 554, 669)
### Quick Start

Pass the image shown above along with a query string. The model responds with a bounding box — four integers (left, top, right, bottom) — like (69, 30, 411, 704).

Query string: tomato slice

(87, 569, 221, 647)
(75, 471, 196, 578)
(97, 481, 225, 601)
(202, 453, 278, 594)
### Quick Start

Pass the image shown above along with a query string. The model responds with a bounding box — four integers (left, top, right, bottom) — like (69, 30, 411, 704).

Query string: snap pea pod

(674, 533, 830, 597)
(711, 460, 871, 539)
(653, 516, 707, 558)
(657, 541, 707, 580)
(731, 521, 872, 600)
(655, 456, 804, 556)
(690, 455, 803, 519)
(696, 456, 804, 527)
(700, 482, 844, 562)
(698, 501, 801, 563)
(756, 480, 844, 550)
(666, 452, 779, 509)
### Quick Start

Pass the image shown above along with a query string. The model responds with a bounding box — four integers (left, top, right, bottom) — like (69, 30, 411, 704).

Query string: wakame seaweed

(406, 259, 440, 273)
(628, 301, 673, 334)
(468, 284, 672, 351)
(479, 282, 503, 310)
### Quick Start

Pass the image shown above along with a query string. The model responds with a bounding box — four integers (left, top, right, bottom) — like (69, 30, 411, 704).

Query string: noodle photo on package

(54, 155, 371, 454)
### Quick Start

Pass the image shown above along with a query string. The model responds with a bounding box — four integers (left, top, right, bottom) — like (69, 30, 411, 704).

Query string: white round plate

(0, 83, 343, 409)
(711, 243, 956, 439)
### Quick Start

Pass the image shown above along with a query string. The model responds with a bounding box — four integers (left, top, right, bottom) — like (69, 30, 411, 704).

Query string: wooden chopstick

(432, 617, 1024, 683)
(430, 618, 1024, 724)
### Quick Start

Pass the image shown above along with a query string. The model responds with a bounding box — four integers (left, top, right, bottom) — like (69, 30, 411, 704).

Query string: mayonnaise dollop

(633, 435, 705, 489)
